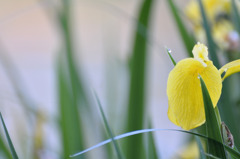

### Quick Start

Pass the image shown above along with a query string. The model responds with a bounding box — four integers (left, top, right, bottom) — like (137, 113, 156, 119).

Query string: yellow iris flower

(167, 43, 240, 130)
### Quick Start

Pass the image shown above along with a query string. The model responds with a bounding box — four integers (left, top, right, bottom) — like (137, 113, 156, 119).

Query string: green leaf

(0, 113, 18, 159)
(57, 55, 85, 159)
(93, 92, 123, 159)
(195, 136, 207, 159)
(197, 0, 220, 68)
(167, 0, 195, 57)
(57, 1, 95, 158)
(231, 0, 240, 34)
(204, 153, 221, 159)
(218, 77, 240, 150)
(59, 1, 91, 111)
(225, 145, 240, 159)
(0, 136, 12, 159)
(166, 48, 176, 66)
(199, 76, 226, 158)
(146, 121, 158, 159)
(146, 132, 158, 159)
(125, 0, 154, 159)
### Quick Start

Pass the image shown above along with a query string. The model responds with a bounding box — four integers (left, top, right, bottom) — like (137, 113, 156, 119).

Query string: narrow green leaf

(93, 92, 123, 159)
(0, 46, 38, 158)
(167, 0, 195, 57)
(166, 48, 176, 66)
(199, 76, 226, 158)
(57, 0, 95, 158)
(195, 136, 207, 159)
(204, 153, 222, 159)
(59, 1, 91, 111)
(219, 78, 240, 150)
(146, 121, 158, 159)
(146, 132, 158, 159)
(0, 113, 18, 159)
(197, 0, 220, 68)
(125, 0, 154, 159)
(225, 145, 240, 159)
(231, 0, 240, 34)
(0, 136, 12, 159)
(57, 55, 85, 159)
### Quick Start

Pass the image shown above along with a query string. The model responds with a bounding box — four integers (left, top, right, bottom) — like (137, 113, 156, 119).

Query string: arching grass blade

(70, 128, 240, 158)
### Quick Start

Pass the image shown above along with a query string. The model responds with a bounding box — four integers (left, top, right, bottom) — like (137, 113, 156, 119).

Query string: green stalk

(167, 0, 195, 57)
(0, 113, 19, 159)
(197, 0, 220, 68)
(57, 0, 91, 158)
(94, 92, 123, 159)
(125, 0, 155, 159)
(0, 136, 12, 159)
(199, 76, 226, 159)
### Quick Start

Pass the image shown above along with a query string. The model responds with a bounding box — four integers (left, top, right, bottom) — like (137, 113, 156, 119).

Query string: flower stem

(214, 106, 222, 128)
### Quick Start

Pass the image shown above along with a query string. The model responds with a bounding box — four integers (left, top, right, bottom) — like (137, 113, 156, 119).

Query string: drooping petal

(167, 58, 222, 130)
(219, 59, 240, 81)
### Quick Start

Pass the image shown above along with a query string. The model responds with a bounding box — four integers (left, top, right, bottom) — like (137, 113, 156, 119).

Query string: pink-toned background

(0, 0, 189, 158)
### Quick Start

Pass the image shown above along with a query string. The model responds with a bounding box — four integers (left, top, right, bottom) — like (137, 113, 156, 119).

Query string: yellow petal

(219, 59, 240, 81)
(167, 58, 222, 130)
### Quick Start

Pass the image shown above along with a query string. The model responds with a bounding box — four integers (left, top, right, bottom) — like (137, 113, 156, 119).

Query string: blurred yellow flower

(185, 0, 230, 24)
(213, 20, 235, 50)
(172, 141, 200, 159)
(167, 43, 240, 130)
(185, 0, 240, 51)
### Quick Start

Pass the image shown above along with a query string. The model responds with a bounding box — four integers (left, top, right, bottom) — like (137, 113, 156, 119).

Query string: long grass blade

(167, 0, 195, 57)
(166, 47, 176, 66)
(197, 0, 220, 68)
(146, 121, 158, 159)
(125, 0, 155, 159)
(57, 0, 95, 158)
(57, 55, 85, 158)
(195, 136, 207, 159)
(204, 153, 221, 159)
(199, 76, 226, 158)
(0, 136, 12, 159)
(231, 0, 240, 34)
(0, 113, 18, 159)
(0, 45, 38, 158)
(93, 92, 123, 159)
(59, 1, 91, 111)
(70, 128, 240, 158)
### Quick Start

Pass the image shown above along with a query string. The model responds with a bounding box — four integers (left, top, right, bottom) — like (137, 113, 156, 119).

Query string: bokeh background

(0, 0, 217, 159)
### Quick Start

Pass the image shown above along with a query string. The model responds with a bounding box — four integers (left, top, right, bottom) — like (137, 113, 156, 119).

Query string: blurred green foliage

(0, 0, 240, 159)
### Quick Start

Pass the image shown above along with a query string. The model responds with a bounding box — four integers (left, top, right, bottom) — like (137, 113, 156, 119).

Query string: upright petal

(167, 58, 222, 130)
(219, 59, 240, 81)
